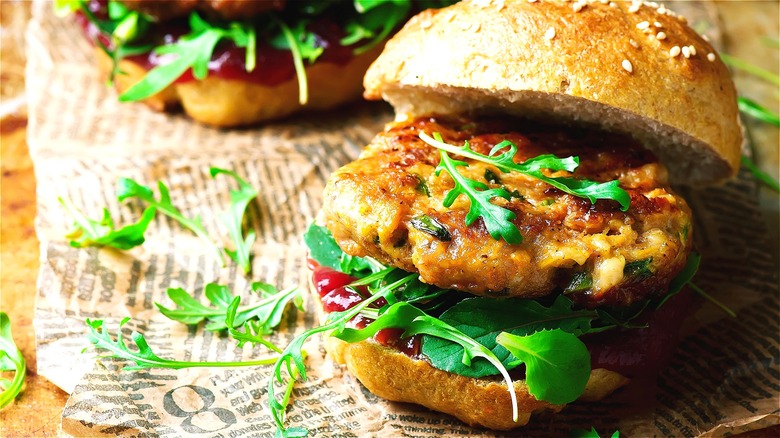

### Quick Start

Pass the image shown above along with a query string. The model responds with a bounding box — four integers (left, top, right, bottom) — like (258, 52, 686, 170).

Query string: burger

(55, 0, 457, 127)
(271, 0, 741, 433)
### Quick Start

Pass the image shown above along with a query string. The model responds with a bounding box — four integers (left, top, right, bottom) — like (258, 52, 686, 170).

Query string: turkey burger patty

(323, 115, 693, 308)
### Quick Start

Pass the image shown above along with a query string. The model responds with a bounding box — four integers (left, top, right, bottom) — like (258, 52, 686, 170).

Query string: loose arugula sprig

(0, 312, 26, 410)
(268, 270, 416, 436)
(117, 177, 225, 265)
(422, 132, 631, 210)
(210, 168, 258, 274)
(59, 196, 156, 250)
(571, 428, 620, 438)
(156, 282, 301, 333)
(85, 318, 278, 370)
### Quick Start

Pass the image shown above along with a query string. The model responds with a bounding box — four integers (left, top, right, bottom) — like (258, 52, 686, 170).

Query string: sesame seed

(654, 21, 663, 28)
(528, 0, 538, 3)
(545, 27, 556, 40)
(572, 2, 585, 12)
(622, 59, 633, 73)
(629, 39, 639, 48)
(658, 5, 667, 14)
(669, 46, 681, 57)
(421, 20, 432, 29)
(600, 0, 608, 4)
(628, 3, 641, 13)
(637, 21, 650, 30)
(682, 46, 691, 58)
(702, 34, 710, 42)
(707, 52, 716, 62)
(609, 1, 617, 7)
(689, 45, 696, 56)
(656, 31, 667, 40)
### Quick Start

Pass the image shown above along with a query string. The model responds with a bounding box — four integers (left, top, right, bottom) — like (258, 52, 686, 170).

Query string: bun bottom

(312, 286, 630, 430)
(94, 45, 384, 127)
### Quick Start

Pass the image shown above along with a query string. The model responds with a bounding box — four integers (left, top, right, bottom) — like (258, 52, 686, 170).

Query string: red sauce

(76, 0, 358, 87)
(584, 289, 695, 377)
(310, 263, 420, 357)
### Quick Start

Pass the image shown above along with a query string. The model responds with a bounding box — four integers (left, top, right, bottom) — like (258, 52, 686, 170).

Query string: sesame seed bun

(95, 44, 384, 127)
(363, 0, 742, 185)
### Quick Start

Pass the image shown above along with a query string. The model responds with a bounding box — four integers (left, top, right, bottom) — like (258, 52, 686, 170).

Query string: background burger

(55, 0, 457, 127)
(270, 0, 742, 433)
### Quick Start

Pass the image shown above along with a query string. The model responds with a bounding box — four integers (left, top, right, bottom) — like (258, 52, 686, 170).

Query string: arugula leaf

(210, 167, 258, 274)
(268, 272, 416, 436)
(656, 252, 700, 309)
(0, 312, 26, 410)
(59, 196, 156, 250)
(335, 300, 521, 421)
(420, 132, 631, 212)
(741, 155, 780, 193)
(117, 177, 225, 265)
(156, 282, 301, 332)
(496, 330, 590, 404)
(720, 53, 780, 86)
(421, 296, 598, 378)
(739, 97, 780, 127)
(303, 223, 382, 276)
(410, 215, 452, 241)
(436, 149, 523, 244)
(119, 13, 254, 102)
(349, 0, 411, 55)
(85, 318, 277, 370)
(571, 428, 620, 438)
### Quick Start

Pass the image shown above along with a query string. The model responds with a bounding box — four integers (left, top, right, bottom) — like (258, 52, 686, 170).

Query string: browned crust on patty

(323, 116, 693, 307)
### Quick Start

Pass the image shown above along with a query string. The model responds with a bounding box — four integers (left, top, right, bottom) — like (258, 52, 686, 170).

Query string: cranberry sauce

(584, 289, 696, 378)
(309, 261, 420, 357)
(76, 0, 357, 87)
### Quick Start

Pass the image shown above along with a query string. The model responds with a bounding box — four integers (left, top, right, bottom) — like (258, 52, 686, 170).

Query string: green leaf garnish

(741, 155, 780, 193)
(268, 270, 415, 436)
(304, 223, 383, 276)
(720, 53, 780, 86)
(571, 427, 620, 438)
(271, 15, 311, 105)
(210, 167, 258, 274)
(156, 282, 301, 332)
(117, 177, 225, 265)
(496, 330, 590, 405)
(59, 196, 156, 250)
(119, 14, 254, 102)
(85, 317, 277, 370)
(436, 148, 523, 244)
(336, 300, 522, 419)
(0, 312, 26, 410)
(421, 131, 631, 211)
(420, 296, 598, 378)
(738, 97, 780, 127)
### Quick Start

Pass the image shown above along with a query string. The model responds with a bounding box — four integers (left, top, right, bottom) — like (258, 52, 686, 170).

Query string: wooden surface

(0, 1, 776, 437)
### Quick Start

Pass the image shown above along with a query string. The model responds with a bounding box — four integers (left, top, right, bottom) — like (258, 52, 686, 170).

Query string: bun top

(364, 0, 742, 185)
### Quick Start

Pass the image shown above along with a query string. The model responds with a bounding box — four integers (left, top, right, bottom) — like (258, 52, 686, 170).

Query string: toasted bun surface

(364, 0, 741, 185)
(96, 44, 383, 127)
(311, 283, 629, 430)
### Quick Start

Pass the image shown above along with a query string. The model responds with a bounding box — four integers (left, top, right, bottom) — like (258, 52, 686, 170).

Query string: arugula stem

(689, 282, 737, 318)
(274, 16, 308, 105)
(741, 155, 780, 193)
(738, 97, 780, 127)
(58, 197, 100, 239)
(0, 313, 26, 410)
(720, 53, 780, 86)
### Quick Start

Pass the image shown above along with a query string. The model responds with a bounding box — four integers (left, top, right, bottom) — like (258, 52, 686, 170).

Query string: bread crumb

(622, 59, 633, 73)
